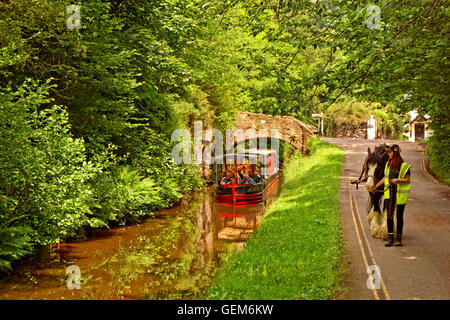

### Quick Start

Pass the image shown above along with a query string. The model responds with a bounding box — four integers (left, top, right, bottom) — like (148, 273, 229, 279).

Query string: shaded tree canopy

(0, 0, 448, 272)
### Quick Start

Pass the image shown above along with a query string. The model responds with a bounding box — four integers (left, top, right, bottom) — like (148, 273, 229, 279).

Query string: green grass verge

(207, 137, 345, 299)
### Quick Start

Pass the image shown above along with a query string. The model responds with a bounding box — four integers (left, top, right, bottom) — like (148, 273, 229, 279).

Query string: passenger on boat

(254, 170, 262, 183)
(244, 164, 252, 175)
(237, 165, 246, 180)
(241, 173, 254, 185)
(220, 171, 233, 185)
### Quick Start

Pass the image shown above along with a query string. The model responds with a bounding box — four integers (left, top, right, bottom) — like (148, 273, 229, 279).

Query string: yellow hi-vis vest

(384, 162, 411, 204)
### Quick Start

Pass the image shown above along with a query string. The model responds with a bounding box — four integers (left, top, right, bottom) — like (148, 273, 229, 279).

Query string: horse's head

(355, 144, 390, 214)
(362, 144, 390, 193)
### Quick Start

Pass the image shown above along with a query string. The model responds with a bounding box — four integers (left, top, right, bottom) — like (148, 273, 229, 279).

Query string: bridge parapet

(233, 112, 315, 153)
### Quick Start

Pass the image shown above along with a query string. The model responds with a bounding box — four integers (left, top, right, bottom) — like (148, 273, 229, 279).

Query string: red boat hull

(215, 174, 278, 203)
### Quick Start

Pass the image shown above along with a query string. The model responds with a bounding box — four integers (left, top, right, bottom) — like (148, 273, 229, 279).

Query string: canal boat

(214, 149, 279, 204)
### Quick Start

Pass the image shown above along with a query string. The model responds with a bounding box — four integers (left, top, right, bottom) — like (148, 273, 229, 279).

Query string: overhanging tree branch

(325, 56, 378, 109)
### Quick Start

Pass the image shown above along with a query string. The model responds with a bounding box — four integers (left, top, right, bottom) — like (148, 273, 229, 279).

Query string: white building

(408, 110, 432, 142)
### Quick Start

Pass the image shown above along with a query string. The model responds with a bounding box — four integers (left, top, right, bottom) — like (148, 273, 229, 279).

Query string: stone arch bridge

(232, 112, 315, 153)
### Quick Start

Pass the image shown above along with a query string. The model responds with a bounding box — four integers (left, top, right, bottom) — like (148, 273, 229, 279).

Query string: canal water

(0, 181, 281, 300)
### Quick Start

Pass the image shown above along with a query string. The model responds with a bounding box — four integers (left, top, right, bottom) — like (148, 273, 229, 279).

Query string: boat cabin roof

(213, 149, 276, 162)
(239, 149, 276, 155)
(213, 153, 257, 161)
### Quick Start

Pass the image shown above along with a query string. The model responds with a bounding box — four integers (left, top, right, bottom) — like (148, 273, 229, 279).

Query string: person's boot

(385, 233, 394, 247)
(395, 234, 402, 246)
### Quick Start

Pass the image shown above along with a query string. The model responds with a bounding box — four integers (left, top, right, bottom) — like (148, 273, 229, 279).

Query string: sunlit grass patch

(207, 137, 345, 299)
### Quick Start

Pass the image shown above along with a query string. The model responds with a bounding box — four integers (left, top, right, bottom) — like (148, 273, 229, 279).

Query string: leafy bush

(89, 166, 163, 225)
(0, 80, 203, 272)
(0, 79, 205, 270)
(0, 226, 33, 274)
(427, 124, 450, 184)
(126, 126, 205, 198)
(0, 80, 100, 246)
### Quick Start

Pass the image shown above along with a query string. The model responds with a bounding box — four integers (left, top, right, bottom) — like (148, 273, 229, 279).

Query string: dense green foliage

(0, 81, 98, 246)
(0, 0, 447, 273)
(208, 138, 344, 299)
(0, 0, 211, 272)
(0, 226, 33, 272)
(427, 126, 450, 184)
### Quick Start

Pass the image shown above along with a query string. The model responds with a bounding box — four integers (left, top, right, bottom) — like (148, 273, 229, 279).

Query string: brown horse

(356, 144, 396, 239)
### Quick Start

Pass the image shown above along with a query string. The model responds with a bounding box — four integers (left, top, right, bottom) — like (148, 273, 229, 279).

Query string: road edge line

(417, 144, 439, 183)
(352, 193, 391, 300)
(348, 189, 380, 300)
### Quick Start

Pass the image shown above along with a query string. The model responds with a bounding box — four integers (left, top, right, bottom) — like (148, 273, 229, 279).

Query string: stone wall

(335, 125, 367, 139)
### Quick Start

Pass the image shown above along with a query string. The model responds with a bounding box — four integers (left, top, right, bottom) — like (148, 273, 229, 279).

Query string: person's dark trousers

(387, 204, 405, 234)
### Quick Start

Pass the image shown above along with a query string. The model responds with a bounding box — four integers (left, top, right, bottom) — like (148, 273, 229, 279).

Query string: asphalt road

(322, 138, 450, 300)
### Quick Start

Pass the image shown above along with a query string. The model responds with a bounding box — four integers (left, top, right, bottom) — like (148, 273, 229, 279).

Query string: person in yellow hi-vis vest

(373, 144, 411, 246)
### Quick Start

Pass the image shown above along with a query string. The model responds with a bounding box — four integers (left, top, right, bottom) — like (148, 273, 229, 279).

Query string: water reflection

(217, 202, 264, 241)
(0, 180, 280, 300)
